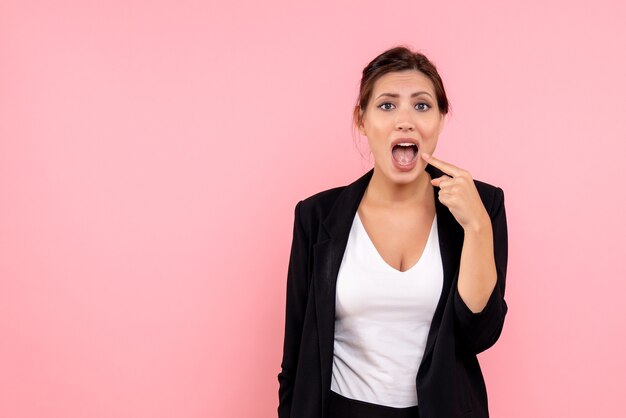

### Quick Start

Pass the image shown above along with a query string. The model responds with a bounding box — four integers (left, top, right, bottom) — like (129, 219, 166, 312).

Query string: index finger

(421, 153, 463, 177)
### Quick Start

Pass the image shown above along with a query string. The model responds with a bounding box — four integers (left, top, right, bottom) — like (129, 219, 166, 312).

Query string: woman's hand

(422, 152, 501, 318)
(421, 153, 491, 233)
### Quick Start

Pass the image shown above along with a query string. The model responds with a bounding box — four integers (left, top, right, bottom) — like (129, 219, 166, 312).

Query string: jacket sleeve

(277, 200, 310, 418)
(453, 186, 509, 355)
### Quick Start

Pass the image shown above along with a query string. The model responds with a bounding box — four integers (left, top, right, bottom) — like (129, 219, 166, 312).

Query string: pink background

(1, 1, 625, 417)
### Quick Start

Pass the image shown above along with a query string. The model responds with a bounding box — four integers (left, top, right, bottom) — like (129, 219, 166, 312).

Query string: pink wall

(1, 1, 625, 417)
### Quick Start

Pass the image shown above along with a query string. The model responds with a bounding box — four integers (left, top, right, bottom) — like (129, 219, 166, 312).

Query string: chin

(383, 162, 426, 183)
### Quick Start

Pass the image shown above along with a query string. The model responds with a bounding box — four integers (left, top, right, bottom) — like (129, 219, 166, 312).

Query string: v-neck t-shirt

(330, 211, 444, 408)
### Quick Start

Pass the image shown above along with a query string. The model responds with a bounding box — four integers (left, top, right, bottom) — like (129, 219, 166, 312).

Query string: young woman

(277, 46, 509, 418)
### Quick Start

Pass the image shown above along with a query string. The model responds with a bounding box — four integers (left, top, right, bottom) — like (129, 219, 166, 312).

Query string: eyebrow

(375, 91, 433, 99)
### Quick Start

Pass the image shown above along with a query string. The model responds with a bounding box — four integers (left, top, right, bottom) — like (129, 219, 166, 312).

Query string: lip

(390, 137, 420, 150)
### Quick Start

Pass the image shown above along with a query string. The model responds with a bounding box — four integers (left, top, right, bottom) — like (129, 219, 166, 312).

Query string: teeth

(397, 143, 416, 147)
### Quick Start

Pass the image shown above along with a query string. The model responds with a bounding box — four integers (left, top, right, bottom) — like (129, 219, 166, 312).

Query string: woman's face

(358, 70, 445, 185)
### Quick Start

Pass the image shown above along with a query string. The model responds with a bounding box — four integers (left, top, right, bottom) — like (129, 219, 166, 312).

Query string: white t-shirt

(330, 211, 444, 407)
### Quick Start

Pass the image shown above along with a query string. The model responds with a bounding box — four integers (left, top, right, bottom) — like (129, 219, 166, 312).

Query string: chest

(335, 208, 444, 324)
(356, 207, 436, 273)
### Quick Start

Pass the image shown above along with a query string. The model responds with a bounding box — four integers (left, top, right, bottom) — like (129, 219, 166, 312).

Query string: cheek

(367, 138, 386, 156)
(418, 119, 443, 139)
(364, 123, 387, 147)
(372, 122, 393, 142)
(424, 137, 439, 156)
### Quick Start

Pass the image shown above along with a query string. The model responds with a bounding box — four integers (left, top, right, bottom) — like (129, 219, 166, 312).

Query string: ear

(358, 121, 366, 136)
(354, 106, 366, 136)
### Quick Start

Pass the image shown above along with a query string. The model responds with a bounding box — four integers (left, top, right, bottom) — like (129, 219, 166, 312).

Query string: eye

(378, 102, 395, 111)
(416, 102, 431, 111)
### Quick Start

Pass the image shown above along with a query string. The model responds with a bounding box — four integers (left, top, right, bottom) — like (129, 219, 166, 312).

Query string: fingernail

(422, 153, 430, 159)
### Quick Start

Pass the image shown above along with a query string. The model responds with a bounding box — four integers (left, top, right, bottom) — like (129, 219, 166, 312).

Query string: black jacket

(277, 163, 509, 418)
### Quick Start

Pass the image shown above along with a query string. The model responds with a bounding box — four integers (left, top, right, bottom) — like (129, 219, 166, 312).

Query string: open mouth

(391, 143, 419, 166)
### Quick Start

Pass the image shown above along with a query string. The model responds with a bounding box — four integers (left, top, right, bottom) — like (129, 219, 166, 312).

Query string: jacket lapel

(312, 169, 369, 396)
(421, 166, 464, 362)
(312, 164, 464, 407)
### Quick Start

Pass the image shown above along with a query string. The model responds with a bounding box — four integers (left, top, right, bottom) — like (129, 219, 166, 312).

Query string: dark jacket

(277, 163, 509, 418)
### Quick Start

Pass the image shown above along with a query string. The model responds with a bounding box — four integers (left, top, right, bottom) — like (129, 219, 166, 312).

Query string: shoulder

(285, 182, 351, 244)
(472, 177, 505, 216)
(295, 169, 368, 214)
(300, 185, 346, 210)
(289, 169, 367, 238)
(294, 184, 347, 226)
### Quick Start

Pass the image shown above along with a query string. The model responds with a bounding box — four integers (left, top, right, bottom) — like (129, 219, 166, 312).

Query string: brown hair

(353, 45, 449, 130)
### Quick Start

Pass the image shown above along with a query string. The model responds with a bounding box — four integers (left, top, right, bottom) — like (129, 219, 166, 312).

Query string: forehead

(372, 70, 435, 95)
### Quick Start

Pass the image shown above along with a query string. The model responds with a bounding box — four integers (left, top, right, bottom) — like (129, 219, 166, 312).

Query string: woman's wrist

(463, 213, 492, 235)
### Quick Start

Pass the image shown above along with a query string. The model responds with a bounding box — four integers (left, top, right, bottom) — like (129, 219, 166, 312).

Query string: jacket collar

(320, 163, 448, 241)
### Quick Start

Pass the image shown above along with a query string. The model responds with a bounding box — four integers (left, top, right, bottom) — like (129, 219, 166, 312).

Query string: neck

(364, 166, 433, 209)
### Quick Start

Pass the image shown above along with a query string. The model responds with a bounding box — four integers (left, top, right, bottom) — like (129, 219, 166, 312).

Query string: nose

(395, 120, 415, 132)
(395, 108, 416, 131)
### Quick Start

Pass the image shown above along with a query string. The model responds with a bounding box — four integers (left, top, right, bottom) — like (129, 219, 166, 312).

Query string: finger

(437, 189, 452, 207)
(430, 175, 452, 187)
(421, 153, 464, 177)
